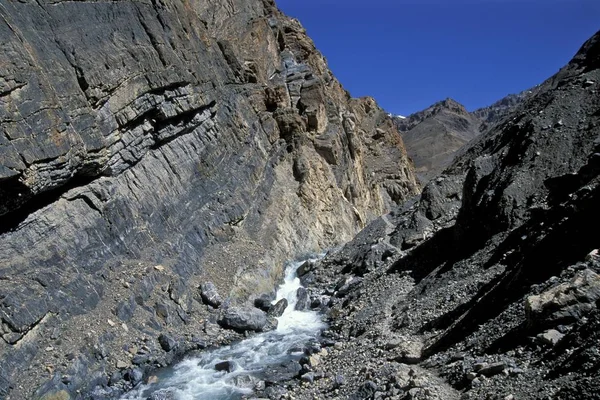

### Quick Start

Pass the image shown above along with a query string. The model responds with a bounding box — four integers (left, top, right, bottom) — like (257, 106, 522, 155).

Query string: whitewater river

(122, 256, 326, 399)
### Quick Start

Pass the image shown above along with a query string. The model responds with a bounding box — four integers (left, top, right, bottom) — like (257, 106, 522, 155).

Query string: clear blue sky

(275, 0, 600, 116)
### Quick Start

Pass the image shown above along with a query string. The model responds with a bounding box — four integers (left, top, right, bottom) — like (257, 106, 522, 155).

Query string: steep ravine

(0, 1, 419, 398)
(123, 256, 327, 399)
(283, 30, 600, 400)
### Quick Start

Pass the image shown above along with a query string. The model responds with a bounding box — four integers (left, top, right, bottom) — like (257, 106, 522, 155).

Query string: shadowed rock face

(284, 31, 600, 400)
(0, 0, 419, 397)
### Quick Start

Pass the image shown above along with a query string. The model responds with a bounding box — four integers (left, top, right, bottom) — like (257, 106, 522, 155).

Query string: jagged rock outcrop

(0, 1, 419, 398)
(285, 30, 600, 400)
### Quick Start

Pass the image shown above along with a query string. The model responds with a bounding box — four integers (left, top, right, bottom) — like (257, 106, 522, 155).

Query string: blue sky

(275, 0, 600, 116)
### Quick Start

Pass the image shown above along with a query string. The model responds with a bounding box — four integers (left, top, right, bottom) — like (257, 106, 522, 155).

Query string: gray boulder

(267, 298, 288, 317)
(158, 333, 177, 352)
(525, 269, 600, 325)
(148, 389, 176, 400)
(264, 316, 279, 332)
(218, 307, 268, 332)
(254, 293, 275, 312)
(200, 282, 223, 308)
(295, 287, 311, 311)
(297, 260, 315, 277)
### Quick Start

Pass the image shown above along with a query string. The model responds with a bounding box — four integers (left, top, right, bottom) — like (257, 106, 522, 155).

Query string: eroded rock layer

(0, 1, 418, 398)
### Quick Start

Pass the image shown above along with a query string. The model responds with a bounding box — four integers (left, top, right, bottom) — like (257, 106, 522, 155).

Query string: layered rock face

(0, 1, 418, 397)
(288, 31, 600, 399)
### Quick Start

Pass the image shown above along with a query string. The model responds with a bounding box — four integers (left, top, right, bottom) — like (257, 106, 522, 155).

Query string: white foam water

(122, 255, 325, 400)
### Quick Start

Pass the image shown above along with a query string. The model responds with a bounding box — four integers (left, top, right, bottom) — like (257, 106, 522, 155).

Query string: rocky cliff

(0, 1, 419, 398)
(285, 30, 600, 399)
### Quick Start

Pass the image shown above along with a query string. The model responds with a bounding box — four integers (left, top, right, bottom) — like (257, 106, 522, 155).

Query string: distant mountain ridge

(393, 89, 537, 183)
(394, 98, 481, 183)
(473, 86, 541, 129)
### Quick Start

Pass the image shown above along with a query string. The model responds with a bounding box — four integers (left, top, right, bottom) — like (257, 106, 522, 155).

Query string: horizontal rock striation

(0, 0, 419, 398)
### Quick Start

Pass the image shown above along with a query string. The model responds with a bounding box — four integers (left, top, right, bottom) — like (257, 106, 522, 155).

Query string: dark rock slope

(288, 30, 600, 400)
(0, 1, 419, 398)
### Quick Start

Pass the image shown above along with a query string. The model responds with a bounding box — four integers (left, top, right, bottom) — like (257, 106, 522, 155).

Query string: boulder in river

(268, 298, 288, 317)
(297, 260, 315, 277)
(264, 316, 279, 332)
(295, 287, 311, 311)
(148, 389, 176, 400)
(218, 306, 268, 332)
(215, 360, 235, 373)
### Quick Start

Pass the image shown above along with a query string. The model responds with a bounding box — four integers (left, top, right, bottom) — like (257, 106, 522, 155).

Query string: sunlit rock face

(0, 0, 419, 397)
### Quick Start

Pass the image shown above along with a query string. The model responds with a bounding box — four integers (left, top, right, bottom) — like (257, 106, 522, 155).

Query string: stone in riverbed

(116, 360, 128, 369)
(218, 306, 268, 332)
(350, 381, 378, 400)
(215, 360, 235, 373)
(537, 329, 565, 346)
(390, 338, 424, 364)
(267, 298, 288, 317)
(132, 354, 149, 365)
(200, 282, 223, 308)
(234, 374, 259, 389)
(125, 368, 144, 384)
(334, 374, 346, 388)
(478, 362, 506, 377)
(297, 260, 315, 277)
(264, 316, 279, 331)
(254, 293, 275, 312)
(38, 390, 70, 400)
(115, 296, 137, 321)
(300, 372, 315, 383)
(295, 287, 311, 311)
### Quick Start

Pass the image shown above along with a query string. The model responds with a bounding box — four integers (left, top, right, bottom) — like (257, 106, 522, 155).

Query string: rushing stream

(122, 256, 326, 400)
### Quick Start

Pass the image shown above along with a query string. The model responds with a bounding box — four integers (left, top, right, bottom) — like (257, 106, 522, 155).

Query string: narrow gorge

(0, 1, 599, 400)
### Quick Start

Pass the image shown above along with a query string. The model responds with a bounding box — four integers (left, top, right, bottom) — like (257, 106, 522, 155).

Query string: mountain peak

(435, 97, 469, 115)
(393, 98, 470, 134)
